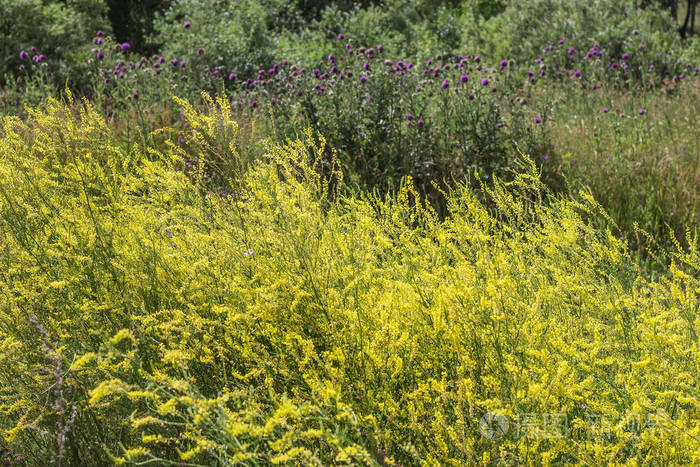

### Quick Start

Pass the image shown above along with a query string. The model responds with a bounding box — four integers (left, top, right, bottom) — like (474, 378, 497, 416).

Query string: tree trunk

(681, 0, 693, 37)
(669, 0, 678, 20)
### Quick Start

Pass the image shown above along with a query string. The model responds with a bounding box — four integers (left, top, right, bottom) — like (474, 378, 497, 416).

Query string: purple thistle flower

(328, 54, 334, 63)
(363, 62, 369, 70)
(97, 30, 103, 36)
(619, 112, 625, 117)
(573, 70, 581, 78)
(31, 46, 37, 52)
(133, 91, 139, 100)
(535, 117, 542, 123)
(500, 59, 508, 68)
(558, 39, 564, 45)
(97, 51, 104, 60)
(417, 119, 424, 126)
(377, 45, 383, 53)
(338, 33, 344, 40)
(481, 77, 489, 86)
(649, 64, 655, 70)
(251, 100, 258, 108)
(567, 47, 574, 55)
(120, 42, 130, 51)
(179, 60, 186, 68)
(360, 75, 367, 83)
(19, 50, 27, 60)
(468, 93, 474, 100)
(184, 21, 191, 28)
(622, 53, 630, 60)
(441, 79, 449, 88)
(603, 107, 609, 113)
(638, 108, 645, 115)
(460, 74, 469, 83)
(474, 55, 480, 62)
(407, 113, 414, 121)
(228, 72, 236, 80)
(679, 73, 686, 79)
(632, 29, 638, 35)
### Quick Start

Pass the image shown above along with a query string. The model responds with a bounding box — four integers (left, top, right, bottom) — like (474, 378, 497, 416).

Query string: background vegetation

(0, 0, 699, 464)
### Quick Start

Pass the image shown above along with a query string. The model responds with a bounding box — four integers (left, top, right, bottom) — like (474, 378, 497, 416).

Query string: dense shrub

(473, 0, 684, 65)
(151, 0, 292, 85)
(0, 96, 699, 465)
(278, 0, 484, 66)
(0, 0, 109, 89)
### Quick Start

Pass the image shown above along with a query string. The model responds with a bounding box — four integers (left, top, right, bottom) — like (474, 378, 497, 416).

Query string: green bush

(0, 0, 109, 90)
(277, 0, 482, 66)
(150, 0, 291, 84)
(472, 0, 685, 64)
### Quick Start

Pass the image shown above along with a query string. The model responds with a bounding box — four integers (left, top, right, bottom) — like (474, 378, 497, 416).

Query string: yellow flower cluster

(0, 93, 698, 465)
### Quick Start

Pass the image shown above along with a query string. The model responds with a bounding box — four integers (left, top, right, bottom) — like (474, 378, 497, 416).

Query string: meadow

(0, 0, 699, 465)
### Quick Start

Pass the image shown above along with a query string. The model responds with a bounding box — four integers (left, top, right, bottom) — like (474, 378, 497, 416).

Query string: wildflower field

(1, 0, 699, 465)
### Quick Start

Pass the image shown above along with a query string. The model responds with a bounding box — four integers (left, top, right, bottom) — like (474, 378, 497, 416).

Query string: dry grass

(545, 80, 699, 269)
